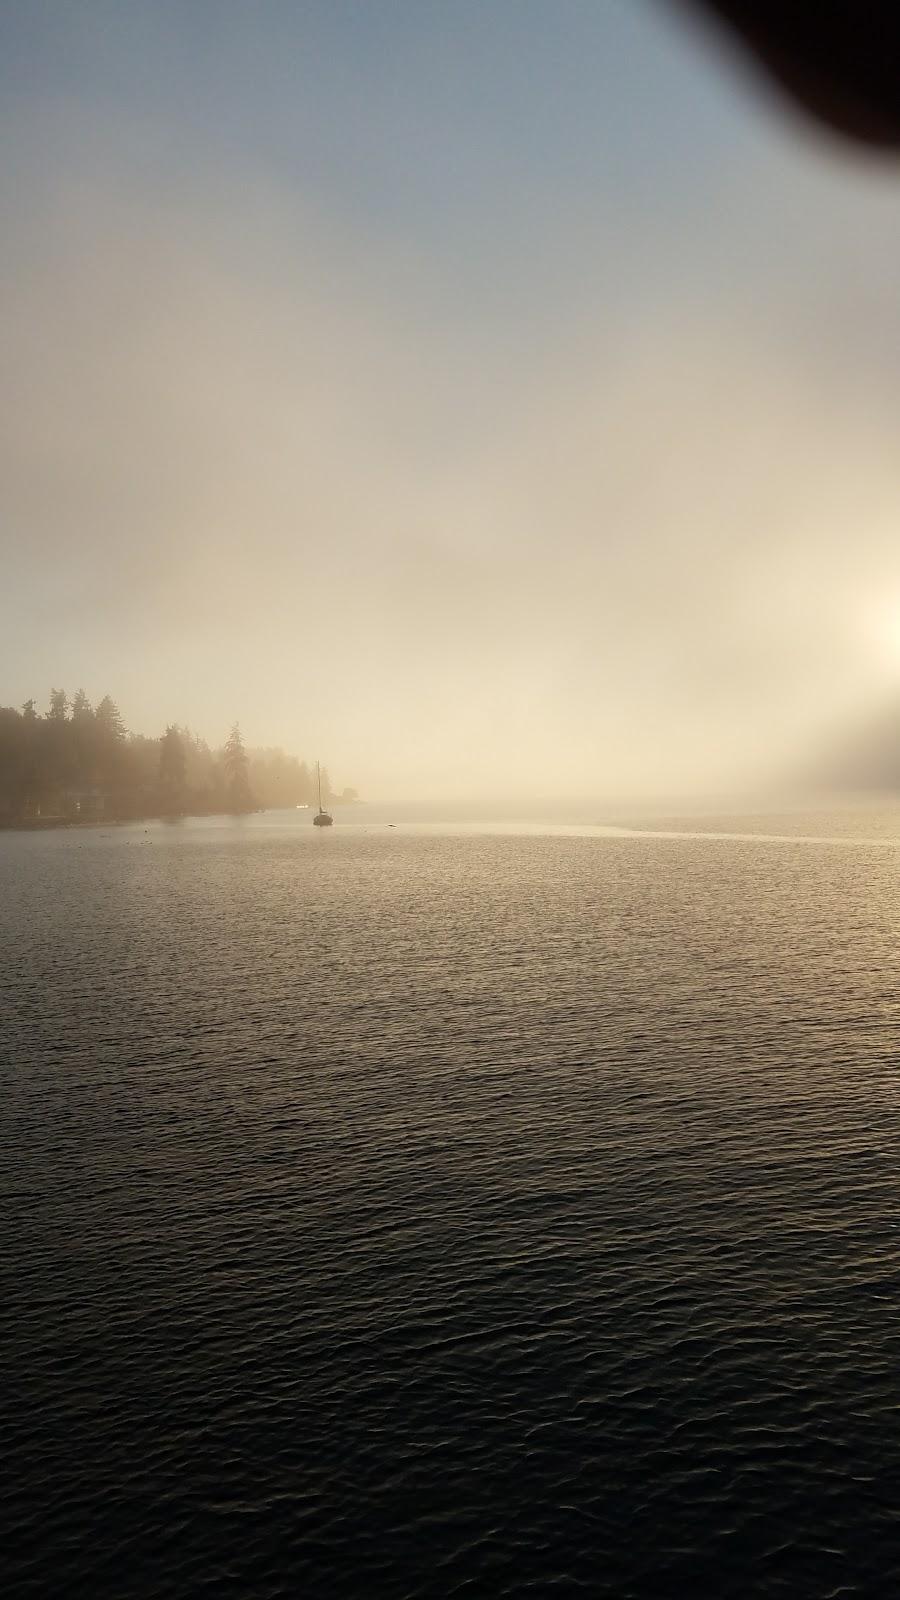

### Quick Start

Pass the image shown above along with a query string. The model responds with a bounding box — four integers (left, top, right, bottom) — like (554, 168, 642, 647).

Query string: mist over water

(3, 2, 900, 802)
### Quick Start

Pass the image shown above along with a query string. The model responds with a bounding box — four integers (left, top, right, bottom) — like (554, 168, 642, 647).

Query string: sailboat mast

(312, 756, 333, 825)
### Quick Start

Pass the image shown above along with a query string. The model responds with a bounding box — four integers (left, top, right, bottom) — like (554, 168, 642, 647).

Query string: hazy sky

(3, 0, 899, 801)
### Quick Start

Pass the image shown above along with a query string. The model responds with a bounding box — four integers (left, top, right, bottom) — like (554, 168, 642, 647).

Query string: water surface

(4, 811, 900, 1597)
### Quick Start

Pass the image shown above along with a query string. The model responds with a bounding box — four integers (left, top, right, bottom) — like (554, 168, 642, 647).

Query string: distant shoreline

(0, 809, 264, 833)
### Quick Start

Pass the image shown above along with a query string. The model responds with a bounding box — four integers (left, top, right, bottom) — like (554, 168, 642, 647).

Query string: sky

(2, 0, 899, 803)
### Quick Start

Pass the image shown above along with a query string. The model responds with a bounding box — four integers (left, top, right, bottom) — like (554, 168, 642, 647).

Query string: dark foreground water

(3, 811, 900, 1598)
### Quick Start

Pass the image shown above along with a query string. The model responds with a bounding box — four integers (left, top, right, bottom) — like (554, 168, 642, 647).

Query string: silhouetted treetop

(96, 696, 126, 742)
(223, 723, 253, 814)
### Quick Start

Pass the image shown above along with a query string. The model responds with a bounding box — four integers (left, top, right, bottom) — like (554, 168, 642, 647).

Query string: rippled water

(4, 811, 900, 1597)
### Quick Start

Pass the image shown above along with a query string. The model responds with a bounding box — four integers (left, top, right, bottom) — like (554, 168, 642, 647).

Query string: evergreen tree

(158, 725, 187, 814)
(68, 689, 95, 794)
(223, 723, 253, 813)
(71, 689, 92, 722)
(93, 695, 127, 800)
(47, 689, 68, 722)
(95, 696, 126, 742)
(43, 688, 73, 797)
(17, 701, 39, 815)
(0, 708, 30, 820)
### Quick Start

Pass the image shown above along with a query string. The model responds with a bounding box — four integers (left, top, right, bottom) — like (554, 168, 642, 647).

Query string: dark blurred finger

(680, 1, 900, 148)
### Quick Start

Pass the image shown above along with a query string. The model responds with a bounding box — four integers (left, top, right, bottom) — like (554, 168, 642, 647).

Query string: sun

(867, 597, 900, 678)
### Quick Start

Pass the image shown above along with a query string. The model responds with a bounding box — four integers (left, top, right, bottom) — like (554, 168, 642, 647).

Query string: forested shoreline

(0, 691, 356, 826)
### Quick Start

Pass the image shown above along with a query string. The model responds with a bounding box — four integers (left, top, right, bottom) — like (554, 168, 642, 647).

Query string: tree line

(0, 690, 356, 825)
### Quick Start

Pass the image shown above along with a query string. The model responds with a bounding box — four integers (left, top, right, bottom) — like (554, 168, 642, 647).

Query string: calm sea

(4, 809, 900, 1598)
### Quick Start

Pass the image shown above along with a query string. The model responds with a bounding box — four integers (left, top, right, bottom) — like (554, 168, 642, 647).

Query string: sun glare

(869, 600, 900, 677)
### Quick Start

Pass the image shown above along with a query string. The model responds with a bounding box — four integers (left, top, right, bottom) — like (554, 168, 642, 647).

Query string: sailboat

(312, 761, 333, 827)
